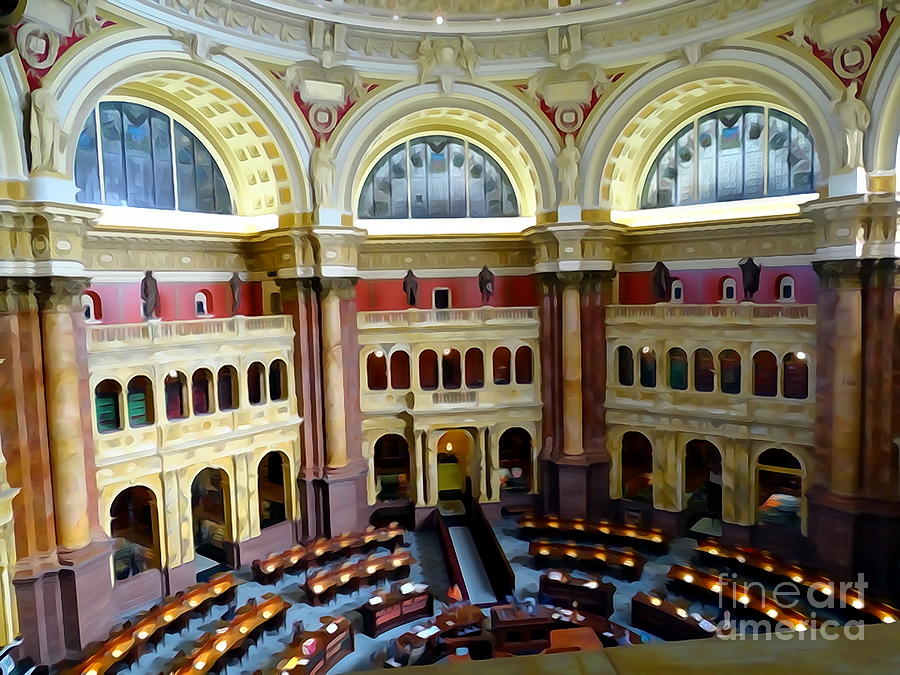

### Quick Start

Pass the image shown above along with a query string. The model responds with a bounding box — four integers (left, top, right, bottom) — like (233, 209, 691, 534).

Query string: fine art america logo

(711, 573, 870, 640)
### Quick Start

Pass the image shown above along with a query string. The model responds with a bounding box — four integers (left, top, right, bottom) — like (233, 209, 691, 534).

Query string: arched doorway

(498, 428, 532, 493)
(191, 468, 232, 567)
(374, 434, 411, 502)
(756, 448, 803, 531)
(436, 430, 473, 497)
(258, 452, 289, 529)
(621, 432, 653, 502)
(684, 440, 723, 528)
(110, 487, 160, 582)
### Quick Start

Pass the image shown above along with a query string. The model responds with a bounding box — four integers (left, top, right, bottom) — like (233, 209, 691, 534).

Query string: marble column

(559, 272, 583, 456)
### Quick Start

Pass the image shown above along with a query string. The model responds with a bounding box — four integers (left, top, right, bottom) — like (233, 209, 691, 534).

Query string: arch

(268, 359, 288, 401)
(190, 467, 232, 565)
(498, 428, 533, 494)
(867, 32, 900, 173)
(621, 432, 653, 502)
(436, 429, 474, 495)
(616, 345, 634, 386)
(217, 365, 238, 410)
(667, 347, 688, 390)
(718, 349, 741, 395)
(110, 486, 161, 581)
(94, 379, 122, 433)
(194, 289, 213, 316)
(777, 274, 795, 302)
(514, 345, 534, 385)
(0, 54, 28, 181)
(191, 368, 214, 415)
(683, 439, 723, 522)
(126, 375, 154, 427)
(389, 350, 411, 390)
(418, 349, 438, 390)
(247, 361, 266, 405)
(670, 279, 684, 303)
(441, 348, 462, 389)
(720, 276, 738, 303)
(330, 82, 559, 217)
(693, 348, 715, 392)
(492, 346, 511, 385)
(464, 348, 484, 389)
(373, 434, 411, 503)
(366, 350, 388, 390)
(82, 290, 102, 322)
(639, 346, 656, 388)
(258, 451, 288, 529)
(755, 448, 804, 531)
(782, 351, 809, 399)
(164, 370, 188, 420)
(45, 29, 313, 214)
(752, 350, 778, 397)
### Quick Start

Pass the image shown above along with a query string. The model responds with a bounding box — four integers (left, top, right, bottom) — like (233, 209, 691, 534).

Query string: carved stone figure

(416, 37, 435, 84)
(651, 261, 672, 302)
(71, 0, 103, 37)
(311, 143, 336, 208)
(230, 272, 242, 315)
(739, 258, 761, 300)
(459, 36, 478, 79)
(478, 265, 496, 305)
(786, 14, 813, 49)
(29, 88, 65, 175)
(140, 271, 160, 320)
(402, 270, 419, 306)
(835, 81, 870, 169)
(557, 134, 581, 205)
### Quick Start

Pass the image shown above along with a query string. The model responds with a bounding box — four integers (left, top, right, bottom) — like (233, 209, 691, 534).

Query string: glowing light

(595, 553, 607, 561)
(708, 548, 719, 556)
(641, 347, 650, 354)
(652, 535, 663, 543)
(766, 608, 779, 619)
(137, 630, 149, 639)
(85, 670, 98, 675)
(574, 523, 585, 531)
(883, 615, 896, 624)
(163, 614, 174, 622)
(852, 599, 865, 610)
(446, 442, 453, 451)
(821, 585, 833, 596)
(367, 565, 378, 574)
(683, 574, 694, 583)
(676, 608, 688, 618)
(796, 351, 807, 360)
(623, 559, 635, 567)
(539, 548, 550, 555)
(650, 597, 662, 607)
(442, 347, 451, 355)
(312, 584, 325, 594)
(764, 565, 774, 572)
(711, 584, 721, 593)
(584, 581, 598, 589)
(599, 527, 610, 534)
(792, 575, 804, 583)
(794, 623, 807, 632)
(263, 565, 275, 574)
(374, 350, 384, 358)
(239, 625, 249, 634)
(194, 661, 206, 670)
(738, 594, 750, 605)
(566, 549, 578, 558)
(262, 609, 274, 619)
(111, 649, 123, 658)
(435, 15, 444, 24)
(215, 639, 228, 652)
(736, 555, 746, 563)
(392, 14, 399, 20)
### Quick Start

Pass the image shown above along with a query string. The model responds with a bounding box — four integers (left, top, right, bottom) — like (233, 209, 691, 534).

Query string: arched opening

(756, 448, 803, 531)
(515, 346, 534, 384)
(493, 347, 511, 385)
(82, 290, 102, 322)
(194, 290, 212, 317)
(217, 365, 238, 410)
(684, 439, 723, 525)
(95, 379, 123, 432)
(191, 368, 214, 415)
(621, 432, 653, 502)
(668, 348, 688, 390)
(752, 351, 778, 397)
(247, 361, 266, 405)
(465, 348, 484, 388)
(782, 352, 809, 399)
(367, 350, 388, 390)
(110, 487, 160, 581)
(720, 277, 737, 303)
(441, 348, 462, 390)
(639, 347, 657, 387)
(164, 371, 188, 420)
(693, 349, 715, 392)
(777, 275, 795, 302)
(390, 350, 411, 389)
(374, 435, 411, 502)
(191, 468, 231, 566)
(670, 279, 684, 303)
(126, 376, 154, 427)
(498, 428, 532, 494)
(269, 359, 288, 401)
(258, 452, 288, 529)
(617, 346, 634, 386)
(437, 430, 473, 496)
(718, 349, 741, 395)
(419, 350, 439, 390)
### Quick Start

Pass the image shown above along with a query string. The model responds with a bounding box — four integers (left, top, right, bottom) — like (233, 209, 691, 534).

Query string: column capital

(556, 271, 584, 287)
(34, 276, 90, 312)
(0, 278, 38, 313)
(319, 276, 357, 299)
(813, 260, 864, 289)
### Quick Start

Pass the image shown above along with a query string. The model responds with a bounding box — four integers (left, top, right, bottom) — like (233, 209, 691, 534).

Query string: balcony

(606, 304, 815, 327)
(358, 306, 538, 330)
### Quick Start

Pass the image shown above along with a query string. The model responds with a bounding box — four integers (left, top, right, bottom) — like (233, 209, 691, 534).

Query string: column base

(57, 540, 115, 656)
(12, 561, 66, 666)
(542, 455, 609, 519)
(164, 560, 197, 595)
(297, 476, 325, 540)
(322, 463, 368, 536)
(234, 520, 297, 567)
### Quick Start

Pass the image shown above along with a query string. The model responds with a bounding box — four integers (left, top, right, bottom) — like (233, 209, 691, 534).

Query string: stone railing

(606, 304, 815, 326)
(358, 306, 538, 329)
(86, 315, 293, 352)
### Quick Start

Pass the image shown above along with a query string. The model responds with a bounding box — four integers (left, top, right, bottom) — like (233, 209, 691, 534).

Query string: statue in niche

(557, 134, 581, 205)
(402, 270, 419, 306)
(311, 142, 336, 208)
(230, 272, 242, 315)
(651, 261, 672, 302)
(140, 271, 160, 320)
(739, 257, 761, 300)
(835, 81, 870, 170)
(478, 265, 496, 305)
(29, 88, 65, 175)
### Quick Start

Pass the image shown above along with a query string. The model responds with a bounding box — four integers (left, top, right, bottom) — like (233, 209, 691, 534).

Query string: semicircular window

(75, 101, 232, 214)
(641, 106, 818, 209)
(358, 135, 519, 219)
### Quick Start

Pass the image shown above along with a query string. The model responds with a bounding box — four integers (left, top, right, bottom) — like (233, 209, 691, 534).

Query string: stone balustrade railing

(358, 306, 538, 329)
(606, 304, 815, 326)
(86, 315, 293, 351)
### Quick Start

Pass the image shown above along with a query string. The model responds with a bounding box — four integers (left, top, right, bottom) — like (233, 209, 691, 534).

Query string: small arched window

(641, 106, 817, 208)
(269, 359, 288, 401)
(390, 351, 411, 390)
(670, 279, 684, 303)
(358, 135, 519, 219)
(753, 351, 778, 397)
(777, 275, 795, 302)
(493, 347, 511, 385)
(126, 376, 154, 427)
(694, 349, 715, 392)
(247, 362, 266, 405)
(367, 350, 388, 391)
(419, 350, 438, 391)
(217, 365, 239, 411)
(465, 348, 484, 389)
(515, 346, 533, 384)
(719, 349, 741, 394)
(194, 290, 211, 317)
(783, 352, 809, 399)
(616, 346, 634, 386)
(442, 348, 462, 390)
(164, 371, 188, 420)
(75, 102, 232, 214)
(82, 291, 102, 322)
(191, 368, 214, 415)
(668, 348, 688, 390)
(639, 347, 656, 387)
(721, 277, 737, 303)
(95, 379, 122, 432)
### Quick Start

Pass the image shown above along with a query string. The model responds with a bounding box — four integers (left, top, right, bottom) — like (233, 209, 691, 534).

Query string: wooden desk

(518, 516, 668, 553)
(358, 583, 433, 637)
(529, 540, 645, 581)
(390, 604, 487, 667)
(305, 549, 414, 606)
(539, 569, 616, 617)
(631, 592, 719, 641)
(274, 617, 354, 675)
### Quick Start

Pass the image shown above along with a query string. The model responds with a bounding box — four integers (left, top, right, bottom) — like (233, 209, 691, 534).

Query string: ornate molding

(34, 275, 90, 312)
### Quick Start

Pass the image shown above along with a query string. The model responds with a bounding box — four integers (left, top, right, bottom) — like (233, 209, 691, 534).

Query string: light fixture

(683, 574, 694, 583)
(738, 594, 750, 605)
(796, 351, 807, 360)
(392, 14, 399, 20)
(446, 442, 453, 451)
(794, 623, 807, 632)
(766, 608, 778, 618)
(641, 346, 651, 353)
(435, 15, 444, 24)
(883, 615, 896, 624)
(443, 347, 451, 355)
(650, 597, 662, 606)
(792, 574, 804, 583)
(167, 370, 178, 379)
(851, 598, 864, 610)
(374, 349, 384, 358)
(711, 584, 721, 593)
(676, 608, 688, 618)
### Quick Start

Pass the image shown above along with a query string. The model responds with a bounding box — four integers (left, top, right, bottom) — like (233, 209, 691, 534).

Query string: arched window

(684, 440, 723, 520)
(110, 487, 160, 580)
(670, 279, 684, 303)
(752, 351, 778, 397)
(95, 379, 122, 432)
(782, 352, 809, 399)
(82, 291, 101, 322)
(190, 468, 230, 562)
(719, 350, 741, 394)
(639, 347, 656, 387)
(75, 102, 232, 214)
(515, 346, 533, 384)
(217, 365, 238, 410)
(442, 348, 462, 390)
(465, 348, 484, 388)
(390, 351, 411, 390)
(357, 135, 519, 219)
(693, 349, 715, 392)
(269, 359, 288, 401)
(668, 348, 688, 390)
(498, 428, 533, 493)
(757, 448, 803, 530)
(374, 435, 411, 502)
(641, 106, 816, 208)
(258, 452, 288, 529)
(720, 277, 737, 303)
(247, 362, 266, 405)
(493, 347, 511, 385)
(126, 376, 154, 427)
(433, 288, 451, 309)
(191, 369, 214, 414)
(616, 346, 634, 386)
(777, 275, 795, 302)
(367, 350, 388, 391)
(621, 432, 653, 502)
(194, 290, 211, 316)
(164, 371, 188, 420)
(419, 350, 438, 390)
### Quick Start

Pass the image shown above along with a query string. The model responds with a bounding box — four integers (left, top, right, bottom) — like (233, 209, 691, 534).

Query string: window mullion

(170, 117, 180, 209)
(95, 107, 106, 204)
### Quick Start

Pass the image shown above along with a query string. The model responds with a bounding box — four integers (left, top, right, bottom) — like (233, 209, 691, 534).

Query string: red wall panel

(357, 275, 538, 311)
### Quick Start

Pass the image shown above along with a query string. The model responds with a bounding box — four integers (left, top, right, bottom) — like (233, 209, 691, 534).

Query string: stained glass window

(641, 106, 817, 208)
(75, 101, 232, 214)
(358, 135, 519, 219)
